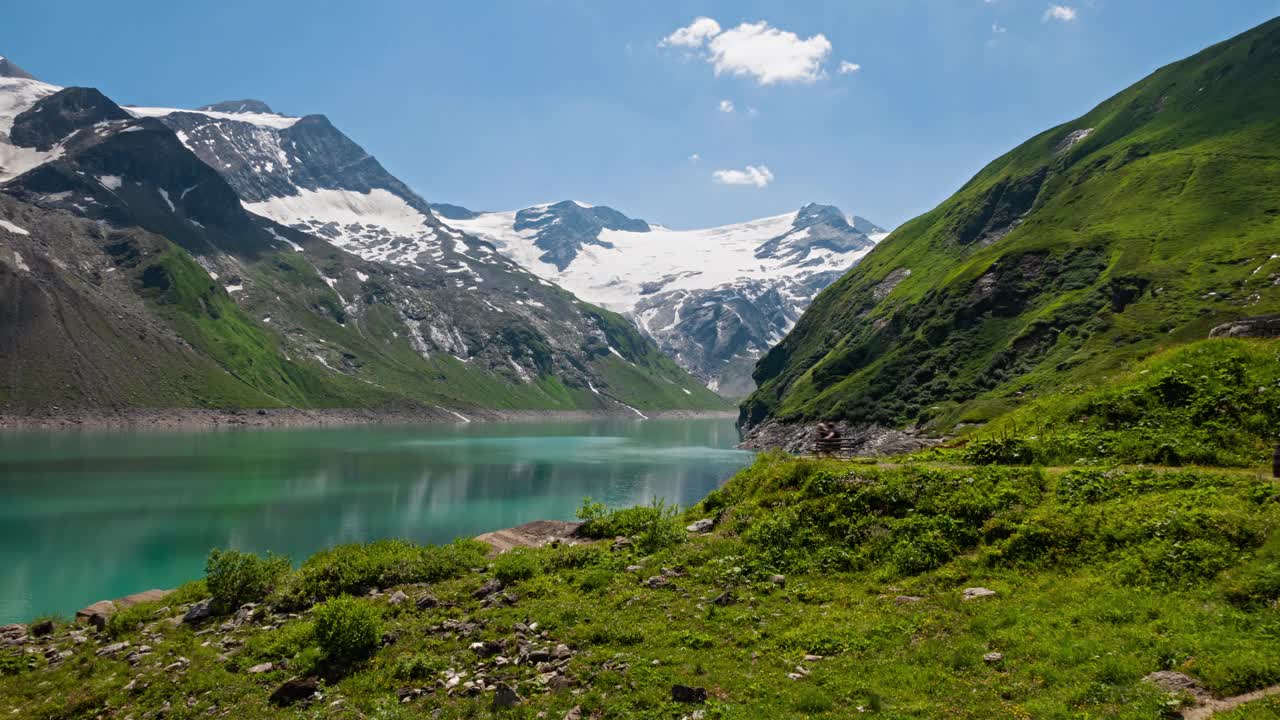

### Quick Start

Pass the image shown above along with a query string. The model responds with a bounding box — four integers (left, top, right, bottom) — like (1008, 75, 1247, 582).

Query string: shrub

(313, 596, 382, 663)
(962, 436, 1037, 465)
(494, 549, 542, 585)
(577, 497, 684, 553)
(295, 539, 487, 601)
(205, 549, 291, 613)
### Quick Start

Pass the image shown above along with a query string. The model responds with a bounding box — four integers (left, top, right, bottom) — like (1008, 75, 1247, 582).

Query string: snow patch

(157, 187, 175, 212)
(12, 252, 30, 273)
(0, 219, 30, 236)
(126, 105, 301, 129)
(97, 175, 123, 190)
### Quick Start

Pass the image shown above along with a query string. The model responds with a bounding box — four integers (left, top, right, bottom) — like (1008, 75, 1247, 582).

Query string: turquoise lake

(0, 418, 751, 624)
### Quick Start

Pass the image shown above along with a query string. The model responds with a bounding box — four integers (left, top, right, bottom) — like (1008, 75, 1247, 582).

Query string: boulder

(0, 624, 28, 647)
(1143, 670, 1208, 701)
(1209, 314, 1280, 339)
(473, 579, 503, 599)
(962, 587, 997, 601)
(31, 619, 55, 636)
(769, 574, 786, 587)
(492, 682, 522, 709)
(388, 590, 409, 606)
(95, 641, 130, 657)
(415, 592, 440, 610)
(983, 652, 1004, 664)
(247, 662, 274, 674)
(269, 676, 319, 707)
(686, 518, 715, 533)
(671, 684, 708, 703)
(182, 599, 213, 624)
(75, 600, 117, 629)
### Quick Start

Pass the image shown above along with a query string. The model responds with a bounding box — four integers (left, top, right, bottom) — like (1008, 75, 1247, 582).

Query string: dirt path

(1183, 684, 1280, 719)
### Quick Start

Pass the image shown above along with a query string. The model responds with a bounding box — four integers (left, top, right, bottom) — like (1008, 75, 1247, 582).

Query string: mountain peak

(0, 56, 37, 80)
(196, 99, 275, 115)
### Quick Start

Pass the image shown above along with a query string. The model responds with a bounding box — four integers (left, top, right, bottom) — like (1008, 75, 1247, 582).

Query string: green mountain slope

(742, 17, 1280, 437)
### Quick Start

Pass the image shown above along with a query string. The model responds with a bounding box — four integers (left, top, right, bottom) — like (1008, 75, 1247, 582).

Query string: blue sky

(6, 1, 1280, 229)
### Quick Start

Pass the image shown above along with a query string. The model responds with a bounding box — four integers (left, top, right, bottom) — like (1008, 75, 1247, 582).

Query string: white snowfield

(124, 105, 301, 129)
(0, 76, 63, 182)
(444, 205, 884, 313)
(244, 187, 437, 252)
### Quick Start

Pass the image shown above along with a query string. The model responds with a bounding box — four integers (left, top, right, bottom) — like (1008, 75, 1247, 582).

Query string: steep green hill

(742, 17, 1280, 437)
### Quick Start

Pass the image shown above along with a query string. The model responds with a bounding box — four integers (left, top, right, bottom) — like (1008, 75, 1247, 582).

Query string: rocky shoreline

(739, 418, 939, 455)
(0, 406, 737, 431)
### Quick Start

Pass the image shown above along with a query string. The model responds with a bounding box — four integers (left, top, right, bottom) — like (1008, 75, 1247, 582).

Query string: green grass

(743, 17, 1280, 435)
(4, 453, 1277, 718)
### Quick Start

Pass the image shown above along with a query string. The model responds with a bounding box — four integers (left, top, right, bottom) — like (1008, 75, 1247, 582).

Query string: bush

(313, 596, 382, 663)
(577, 497, 685, 553)
(205, 549, 291, 613)
(962, 436, 1038, 465)
(494, 549, 542, 585)
(295, 539, 487, 602)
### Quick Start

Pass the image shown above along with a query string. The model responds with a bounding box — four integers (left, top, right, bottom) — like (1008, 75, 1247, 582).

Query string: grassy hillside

(742, 17, 1280, 435)
(3, 453, 1278, 718)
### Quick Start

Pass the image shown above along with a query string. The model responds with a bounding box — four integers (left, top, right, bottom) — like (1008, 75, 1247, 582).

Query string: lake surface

(0, 418, 751, 624)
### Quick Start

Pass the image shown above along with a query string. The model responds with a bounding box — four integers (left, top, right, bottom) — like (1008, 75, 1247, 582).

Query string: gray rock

(31, 619, 54, 637)
(962, 587, 997, 601)
(182, 599, 213, 624)
(686, 518, 715, 533)
(95, 641, 130, 657)
(269, 676, 319, 707)
(415, 592, 440, 610)
(983, 652, 1004, 664)
(473, 579, 503, 599)
(769, 574, 786, 587)
(1143, 670, 1208, 701)
(0, 624, 28, 647)
(248, 662, 274, 674)
(492, 682, 522, 709)
(388, 590, 409, 606)
(1209, 314, 1280, 339)
(76, 600, 117, 629)
(894, 595, 924, 604)
(671, 684, 708, 703)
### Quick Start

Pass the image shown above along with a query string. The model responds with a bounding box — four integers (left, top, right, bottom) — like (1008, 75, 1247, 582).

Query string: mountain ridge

(442, 199, 887, 397)
(0, 68, 728, 416)
(740, 16, 1280, 443)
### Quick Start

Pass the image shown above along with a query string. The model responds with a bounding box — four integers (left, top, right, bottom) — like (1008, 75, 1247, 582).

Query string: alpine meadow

(2, 6, 1279, 720)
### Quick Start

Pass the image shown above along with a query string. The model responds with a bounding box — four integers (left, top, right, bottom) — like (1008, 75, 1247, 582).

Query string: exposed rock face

(0, 56, 37, 80)
(196, 99, 275, 114)
(1209, 314, 1280, 338)
(739, 419, 937, 455)
(474, 520, 586, 554)
(513, 200, 650, 270)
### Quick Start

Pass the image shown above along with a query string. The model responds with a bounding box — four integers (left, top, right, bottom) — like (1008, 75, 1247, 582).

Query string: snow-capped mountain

(0, 61, 725, 415)
(439, 201, 888, 397)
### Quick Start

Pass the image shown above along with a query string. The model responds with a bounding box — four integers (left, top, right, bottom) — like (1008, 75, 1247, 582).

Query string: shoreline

(0, 406, 738, 431)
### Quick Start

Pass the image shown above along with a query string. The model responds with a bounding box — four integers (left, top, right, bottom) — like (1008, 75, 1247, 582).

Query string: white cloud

(718, 99, 735, 113)
(838, 60, 861, 74)
(660, 17, 722, 48)
(992, 21, 1007, 34)
(746, 106, 760, 117)
(707, 21, 832, 85)
(712, 165, 774, 188)
(1043, 5, 1078, 22)
(689, 153, 701, 163)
